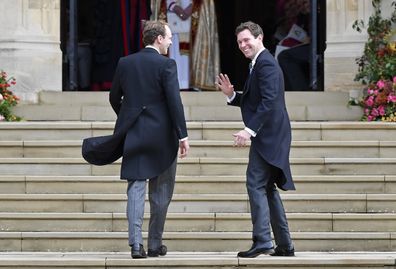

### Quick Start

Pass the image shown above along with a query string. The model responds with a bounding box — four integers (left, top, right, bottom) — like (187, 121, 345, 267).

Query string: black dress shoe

(237, 244, 275, 258)
(148, 244, 167, 257)
(270, 246, 295, 256)
(131, 243, 147, 259)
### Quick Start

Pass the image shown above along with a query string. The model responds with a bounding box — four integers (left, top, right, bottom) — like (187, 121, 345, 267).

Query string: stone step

(1, 140, 395, 158)
(30, 91, 353, 107)
(1, 252, 396, 269)
(1, 121, 396, 141)
(1, 175, 395, 194)
(14, 91, 363, 121)
(15, 103, 362, 122)
(1, 157, 396, 176)
(0, 231, 395, 252)
(1, 212, 395, 233)
(0, 193, 395, 213)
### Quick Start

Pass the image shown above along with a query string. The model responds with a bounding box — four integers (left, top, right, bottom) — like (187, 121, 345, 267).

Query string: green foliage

(352, 0, 396, 84)
(0, 70, 22, 121)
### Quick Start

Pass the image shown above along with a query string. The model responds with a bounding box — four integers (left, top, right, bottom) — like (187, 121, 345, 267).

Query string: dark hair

(235, 21, 264, 38)
(142, 20, 167, 46)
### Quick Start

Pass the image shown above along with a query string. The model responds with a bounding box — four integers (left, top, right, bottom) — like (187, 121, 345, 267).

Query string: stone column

(325, 0, 392, 92)
(0, 0, 61, 102)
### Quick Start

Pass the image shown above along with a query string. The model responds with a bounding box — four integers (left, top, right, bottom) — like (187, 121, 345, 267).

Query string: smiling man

(216, 21, 295, 258)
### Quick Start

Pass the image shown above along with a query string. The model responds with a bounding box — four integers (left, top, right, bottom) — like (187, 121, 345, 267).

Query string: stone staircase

(1, 92, 396, 268)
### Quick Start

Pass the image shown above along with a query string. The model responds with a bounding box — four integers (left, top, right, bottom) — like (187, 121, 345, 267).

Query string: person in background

(165, 0, 192, 90)
(275, 0, 311, 91)
(159, 0, 220, 90)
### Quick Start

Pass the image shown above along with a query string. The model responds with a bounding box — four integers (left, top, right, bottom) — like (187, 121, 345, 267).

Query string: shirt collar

(251, 47, 265, 68)
(145, 45, 160, 54)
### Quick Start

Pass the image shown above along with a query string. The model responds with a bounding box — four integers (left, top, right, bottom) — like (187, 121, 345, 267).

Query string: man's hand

(179, 139, 189, 158)
(233, 130, 251, 147)
(215, 73, 234, 98)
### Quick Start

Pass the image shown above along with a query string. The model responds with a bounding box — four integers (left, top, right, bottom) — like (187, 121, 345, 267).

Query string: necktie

(249, 62, 253, 74)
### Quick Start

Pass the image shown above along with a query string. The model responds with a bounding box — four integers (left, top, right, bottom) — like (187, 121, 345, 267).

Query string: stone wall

(325, 0, 393, 92)
(0, 0, 61, 102)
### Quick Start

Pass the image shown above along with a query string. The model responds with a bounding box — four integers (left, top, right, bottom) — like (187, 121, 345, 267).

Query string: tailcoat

(229, 49, 295, 190)
(83, 48, 187, 180)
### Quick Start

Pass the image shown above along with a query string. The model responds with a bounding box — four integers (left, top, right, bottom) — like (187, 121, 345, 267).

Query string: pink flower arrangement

(0, 70, 21, 121)
(360, 77, 396, 121)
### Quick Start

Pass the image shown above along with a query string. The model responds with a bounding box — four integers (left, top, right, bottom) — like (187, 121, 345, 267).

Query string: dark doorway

(61, 0, 96, 91)
(60, 0, 150, 91)
(61, 0, 326, 91)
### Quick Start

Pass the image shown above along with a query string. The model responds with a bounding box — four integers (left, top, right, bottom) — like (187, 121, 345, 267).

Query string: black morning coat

(229, 49, 295, 191)
(82, 48, 188, 180)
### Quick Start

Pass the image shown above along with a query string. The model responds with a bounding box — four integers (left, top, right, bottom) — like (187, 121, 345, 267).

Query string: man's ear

(157, 35, 164, 44)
